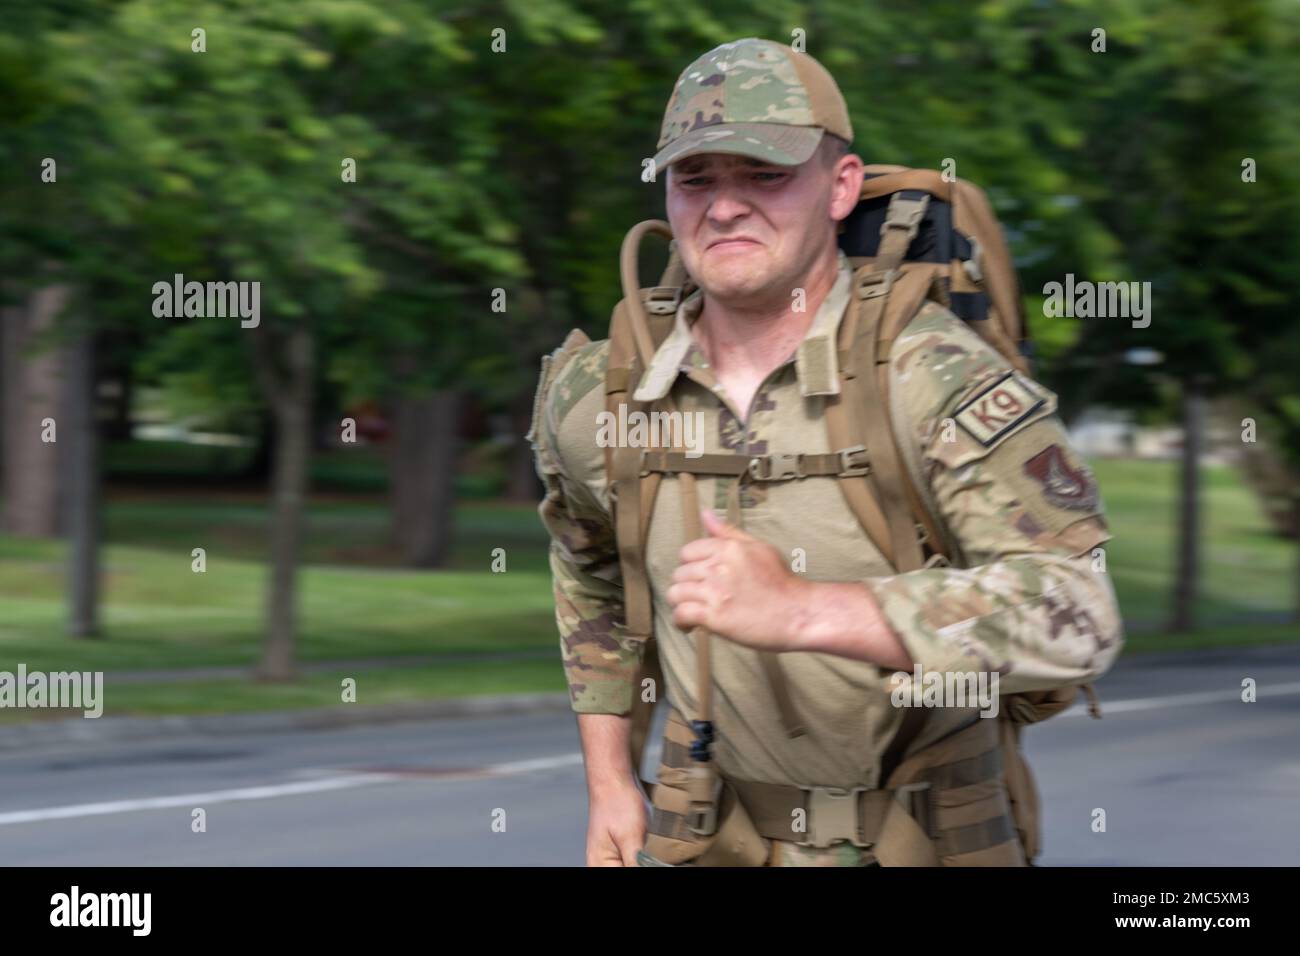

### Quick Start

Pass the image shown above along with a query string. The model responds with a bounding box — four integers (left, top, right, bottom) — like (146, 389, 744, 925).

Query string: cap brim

(652, 123, 825, 171)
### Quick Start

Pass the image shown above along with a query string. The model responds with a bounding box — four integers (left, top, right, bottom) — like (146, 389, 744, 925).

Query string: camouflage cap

(654, 38, 854, 171)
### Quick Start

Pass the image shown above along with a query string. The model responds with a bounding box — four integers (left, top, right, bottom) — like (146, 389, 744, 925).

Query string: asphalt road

(1, 644, 1297, 866)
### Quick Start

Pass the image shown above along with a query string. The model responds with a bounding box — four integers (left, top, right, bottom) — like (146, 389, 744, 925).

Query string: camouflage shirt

(530, 251, 1123, 790)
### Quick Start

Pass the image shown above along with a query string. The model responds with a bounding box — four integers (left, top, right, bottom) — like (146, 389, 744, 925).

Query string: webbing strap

(837, 280, 923, 572)
(822, 193, 937, 573)
(854, 282, 925, 573)
(933, 814, 1018, 859)
(875, 193, 930, 268)
(998, 717, 1039, 858)
(611, 445, 652, 639)
(678, 473, 713, 729)
(605, 366, 630, 394)
(923, 745, 1003, 790)
(627, 638, 660, 784)
(679, 470, 807, 741)
(842, 193, 935, 574)
(873, 263, 954, 561)
(723, 719, 1011, 858)
(823, 395, 897, 568)
(639, 448, 870, 481)
(725, 776, 943, 864)
(729, 778, 897, 846)
(879, 704, 927, 783)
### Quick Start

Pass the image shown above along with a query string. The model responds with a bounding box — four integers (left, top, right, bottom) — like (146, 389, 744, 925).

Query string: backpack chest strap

(639, 446, 871, 481)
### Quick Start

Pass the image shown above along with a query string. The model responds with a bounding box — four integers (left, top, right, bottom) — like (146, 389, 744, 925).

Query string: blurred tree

(0, 1, 524, 666)
(3, 0, 1298, 659)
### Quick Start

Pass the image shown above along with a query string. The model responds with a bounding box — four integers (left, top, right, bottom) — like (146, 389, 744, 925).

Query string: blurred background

(0, 0, 1297, 865)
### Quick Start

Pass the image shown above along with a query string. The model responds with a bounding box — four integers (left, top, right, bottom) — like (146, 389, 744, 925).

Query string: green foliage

(1, 0, 1297, 457)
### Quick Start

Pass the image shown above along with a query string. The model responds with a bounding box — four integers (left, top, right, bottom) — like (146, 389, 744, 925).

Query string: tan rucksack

(599, 166, 1101, 865)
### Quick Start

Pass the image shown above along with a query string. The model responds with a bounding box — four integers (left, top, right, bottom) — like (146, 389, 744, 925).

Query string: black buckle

(689, 719, 715, 762)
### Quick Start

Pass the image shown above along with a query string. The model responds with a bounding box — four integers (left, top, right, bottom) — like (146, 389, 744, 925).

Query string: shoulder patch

(1022, 443, 1099, 511)
(953, 371, 1046, 447)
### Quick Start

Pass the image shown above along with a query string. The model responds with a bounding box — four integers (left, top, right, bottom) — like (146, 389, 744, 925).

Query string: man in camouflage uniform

(530, 37, 1123, 866)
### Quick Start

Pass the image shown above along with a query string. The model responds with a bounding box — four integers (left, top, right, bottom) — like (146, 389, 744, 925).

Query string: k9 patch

(954, 371, 1047, 446)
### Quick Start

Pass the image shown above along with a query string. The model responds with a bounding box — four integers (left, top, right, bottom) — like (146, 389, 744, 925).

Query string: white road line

(0, 773, 404, 826)
(1059, 680, 1300, 716)
(0, 753, 585, 827)
(487, 753, 584, 775)
(1, 681, 1294, 827)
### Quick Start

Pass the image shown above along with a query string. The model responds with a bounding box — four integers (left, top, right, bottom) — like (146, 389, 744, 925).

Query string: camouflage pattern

(653, 38, 848, 170)
(529, 253, 1124, 789)
(868, 301, 1123, 693)
(534, 336, 642, 715)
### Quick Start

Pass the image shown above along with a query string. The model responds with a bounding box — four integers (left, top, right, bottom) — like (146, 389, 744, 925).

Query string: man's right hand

(586, 780, 647, 866)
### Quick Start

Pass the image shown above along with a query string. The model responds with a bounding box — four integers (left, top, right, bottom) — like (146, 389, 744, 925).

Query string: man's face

(665, 145, 862, 308)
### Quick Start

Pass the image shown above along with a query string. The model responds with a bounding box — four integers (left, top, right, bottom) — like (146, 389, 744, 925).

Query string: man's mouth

(706, 237, 761, 252)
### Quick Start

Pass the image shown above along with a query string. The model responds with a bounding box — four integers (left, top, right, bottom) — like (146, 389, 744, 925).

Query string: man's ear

(830, 153, 865, 222)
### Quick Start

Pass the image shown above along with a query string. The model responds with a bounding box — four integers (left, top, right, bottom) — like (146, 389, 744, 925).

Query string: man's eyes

(680, 171, 787, 186)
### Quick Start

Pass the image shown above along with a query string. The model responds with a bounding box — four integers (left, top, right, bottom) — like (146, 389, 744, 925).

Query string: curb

(0, 692, 572, 753)
(3, 643, 1294, 753)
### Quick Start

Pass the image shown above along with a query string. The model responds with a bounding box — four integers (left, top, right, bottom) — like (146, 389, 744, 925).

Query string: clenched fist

(666, 508, 811, 653)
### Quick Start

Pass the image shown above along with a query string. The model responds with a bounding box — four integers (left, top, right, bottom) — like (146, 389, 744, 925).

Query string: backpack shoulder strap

(606, 298, 664, 786)
(834, 192, 949, 572)
(607, 221, 697, 787)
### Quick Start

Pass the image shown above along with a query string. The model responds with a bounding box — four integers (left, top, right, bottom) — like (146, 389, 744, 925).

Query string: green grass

(0, 457, 1295, 721)
(0, 660, 567, 723)
(98, 496, 551, 571)
(1096, 459, 1297, 626)
(0, 536, 555, 672)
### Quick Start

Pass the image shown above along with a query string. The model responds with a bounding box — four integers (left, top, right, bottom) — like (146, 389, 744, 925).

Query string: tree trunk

(390, 389, 460, 567)
(1169, 379, 1204, 632)
(253, 325, 314, 681)
(240, 411, 275, 482)
(102, 355, 134, 443)
(64, 326, 101, 639)
(1, 285, 68, 537)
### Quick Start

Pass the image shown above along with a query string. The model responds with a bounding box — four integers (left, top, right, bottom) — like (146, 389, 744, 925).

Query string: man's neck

(694, 249, 840, 380)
